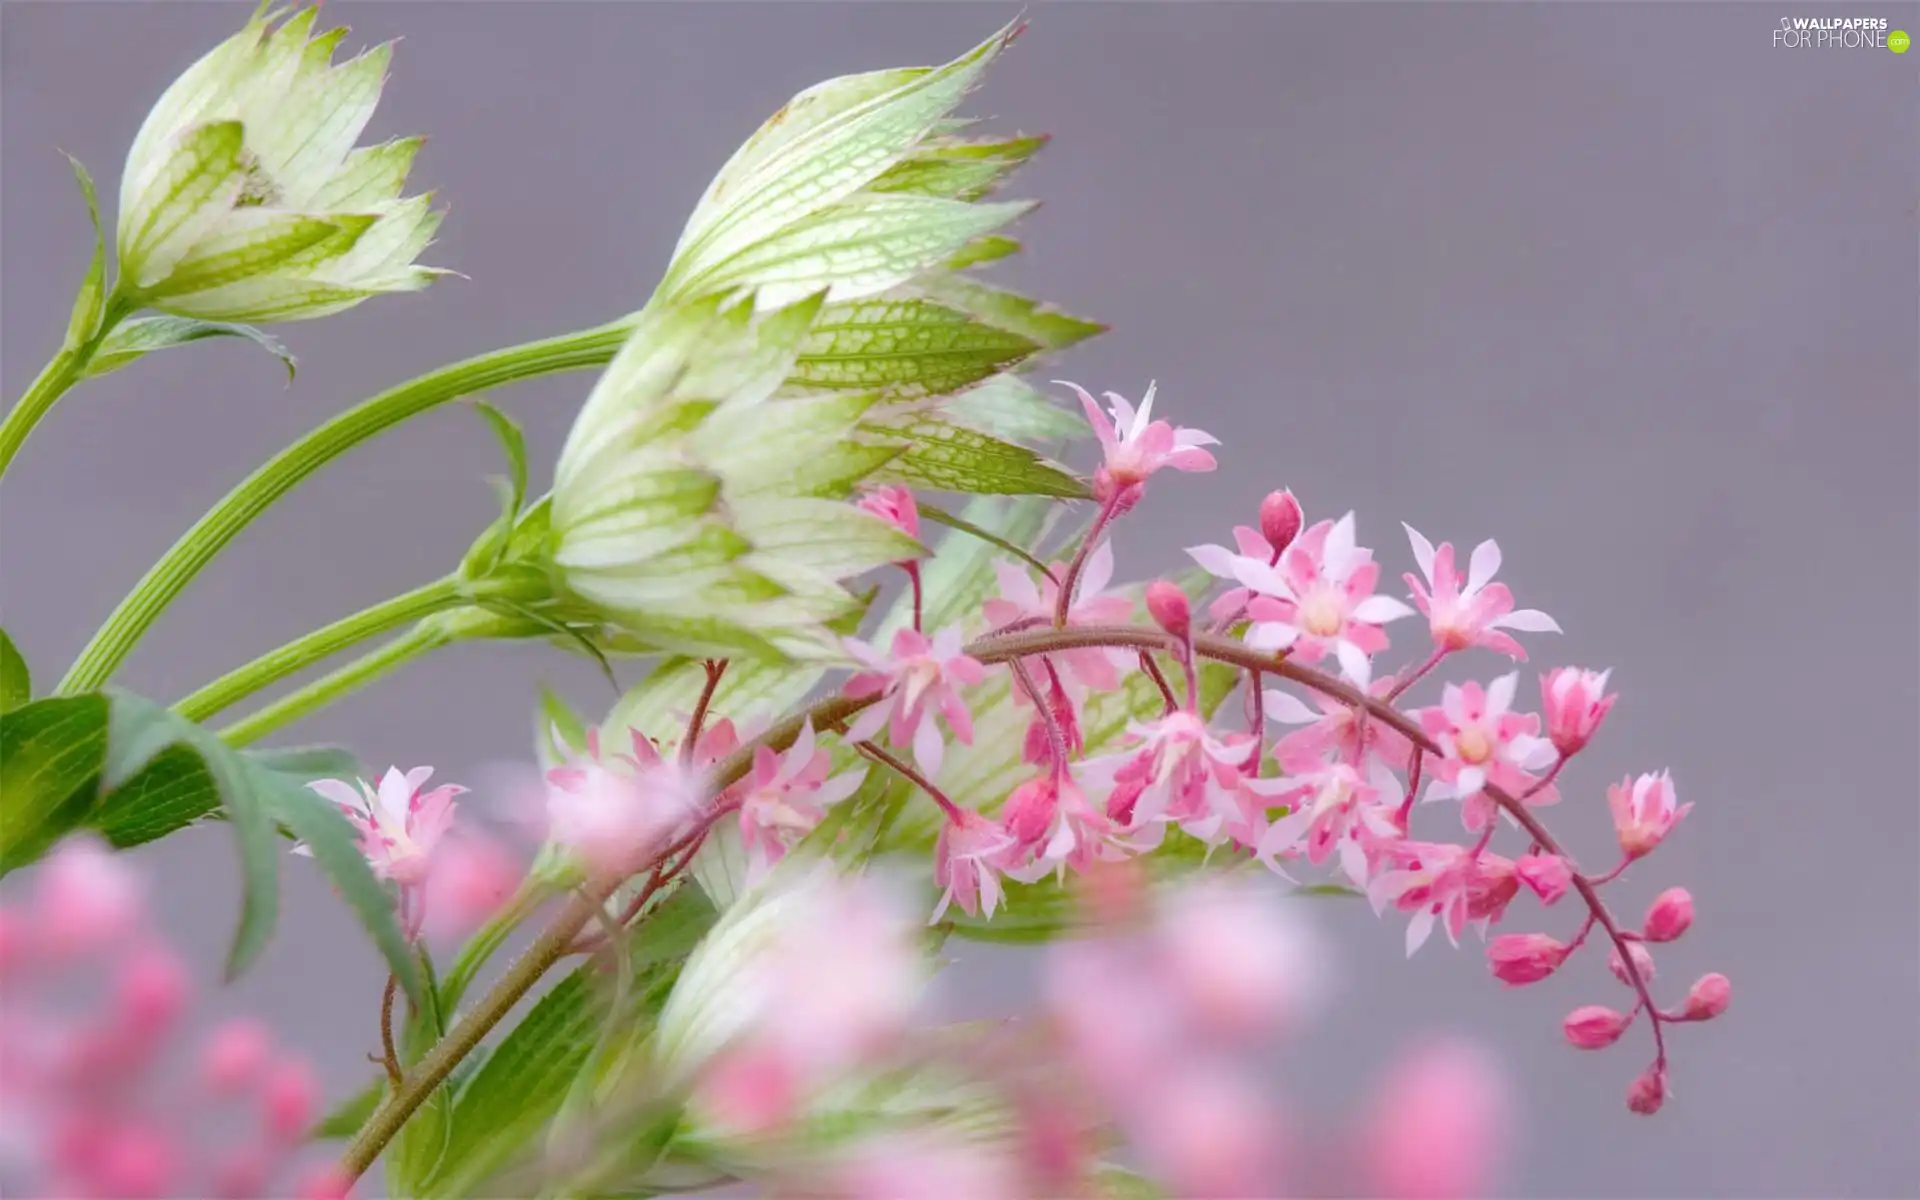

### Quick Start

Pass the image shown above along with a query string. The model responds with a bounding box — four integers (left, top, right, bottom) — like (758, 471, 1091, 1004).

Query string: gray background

(3, 2, 1916, 1196)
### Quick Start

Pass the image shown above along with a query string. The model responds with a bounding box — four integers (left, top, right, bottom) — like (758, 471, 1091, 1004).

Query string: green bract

(114, 5, 446, 322)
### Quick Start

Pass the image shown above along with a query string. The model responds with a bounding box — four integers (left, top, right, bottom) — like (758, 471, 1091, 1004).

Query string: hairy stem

(57, 319, 633, 694)
(175, 577, 466, 723)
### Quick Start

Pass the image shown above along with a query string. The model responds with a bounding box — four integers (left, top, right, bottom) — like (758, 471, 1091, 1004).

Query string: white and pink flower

(1254, 759, 1401, 887)
(843, 627, 986, 778)
(1402, 526, 1560, 658)
(932, 809, 1018, 921)
(305, 766, 464, 887)
(1416, 674, 1559, 832)
(729, 719, 866, 880)
(983, 541, 1132, 688)
(1539, 667, 1616, 757)
(544, 732, 708, 880)
(1059, 380, 1218, 508)
(1608, 770, 1689, 859)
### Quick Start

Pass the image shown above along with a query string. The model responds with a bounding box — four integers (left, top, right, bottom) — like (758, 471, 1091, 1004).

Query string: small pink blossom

(1094, 709, 1256, 846)
(1563, 1005, 1632, 1049)
(1608, 770, 1689, 858)
(1017, 665, 1086, 770)
(545, 736, 706, 880)
(982, 541, 1131, 688)
(843, 626, 986, 778)
(1643, 887, 1694, 942)
(854, 483, 922, 544)
(1059, 380, 1218, 508)
(1403, 526, 1560, 658)
(1264, 680, 1415, 775)
(1515, 852, 1574, 905)
(1367, 840, 1485, 954)
(198, 1020, 273, 1095)
(1683, 972, 1731, 1020)
(417, 831, 524, 941)
(1417, 673, 1560, 832)
(1155, 880, 1319, 1038)
(1194, 513, 1413, 687)
(731, 719, 866, 880)
(306, 766, 464, 887)
(34, 836, 143, 954)
(999, 771, 1120, 882)
(933, 809, 1018, 921)
(1539, 666, 1616, 756)
(1130, 1063, 1284, 1199)
(1194, 521, 1286, 623)
(1486, 933, 1568, 985)
(1257, 759, 1401, 888)
(1359, 1040, 1509, 1200)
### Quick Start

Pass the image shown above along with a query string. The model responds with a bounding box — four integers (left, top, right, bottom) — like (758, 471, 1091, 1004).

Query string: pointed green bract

(84, 314, 297, 380)
(114, 7, 444, 322)
(790, 298, 1040, 398)
(62, 155, 109, 352)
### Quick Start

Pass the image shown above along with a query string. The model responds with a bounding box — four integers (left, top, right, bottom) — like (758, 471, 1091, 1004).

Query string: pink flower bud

(37, 836, 143, 955)
(1486, 933, 1567, 986)
(1642, 887, 1694, 943)
(1145, 580, 1192, 642)
(1465, 854, 1519, 923)
(1608, 940, 1656, 987)
(261, 1059, 320, 1143)
(1539, 668, 1615, 756)
(1562, 1005, 1631, 1049)
(1683, 972, 1731, 1021)
(199, 1019, 274, 1094)
(1515, 853, 1573, 906)
(1259, 489, 1304, 554)
(1626, 1065, 1667, 1115)
(1361, 1039, 1509, 1199)
(117, 944, 191, 1041)
(855, 484, 922, 543)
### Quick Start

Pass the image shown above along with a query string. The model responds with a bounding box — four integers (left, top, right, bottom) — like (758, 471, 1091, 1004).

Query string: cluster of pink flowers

(829, 380, 1728, 1112)
(0, 839, 346, 1199)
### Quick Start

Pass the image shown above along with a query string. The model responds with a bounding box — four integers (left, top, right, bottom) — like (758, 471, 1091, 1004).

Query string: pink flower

(1485, 933, 1568, 985)
(730, 719, 866, 880)
(1144, 579, 1192, 642)
(1257, 759, 1401, 888)
(1017, 665, 1087, 770)
(198, 1020, 273, 1095)
(1193, 521, 1287, 623)
(999, 771, 1120, 883)
(1417, 674, 1560, 832)
(1608, 770, 1689, 858)
(1130, 1063, 1285, 1199)
(843, 626, 986, 778)
(1539, 666, 1616, 756)
(1195, 513, 1413, 687)
(1515, 852, 1574, 905)
(417, 832, 524, 941)
(982, 541, 1131, 688)
(1402, 526, 1560, 658)
(1627, 1065, 1667, 1114)
(34, 836, 143, 954)
(544, 736, 706, 880)
(1060, 380, 1218, 507)
(1683, 973, 1731, 1020)
(1359, 1040, 1509, 1200)
(305, 766, 464, 887)
(932, 810, 1018, 921)
(1264, 680, 1415, 775)
(1092, 710, 1256, 846)
(1367, 840, 1485, 954)
(1563, 1005, 1632, 1049)
(1643, 887, 1694, 942)
(854, 484, 922, 543)
(1155, 880, 1319, 1039)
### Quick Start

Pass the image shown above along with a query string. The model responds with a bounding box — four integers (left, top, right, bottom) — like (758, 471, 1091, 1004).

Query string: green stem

(57, 319, 634, 695)
(175, 576, 466, 724)
(218, 622, 450, 748)
(0, 295, 133, 479)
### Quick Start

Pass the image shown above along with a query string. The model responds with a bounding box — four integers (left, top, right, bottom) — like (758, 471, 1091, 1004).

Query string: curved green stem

(218, 622, 451, 748)
(57, 319, 634, 695)
(175, 576, 466, 723)
(0, 295, 134, 479)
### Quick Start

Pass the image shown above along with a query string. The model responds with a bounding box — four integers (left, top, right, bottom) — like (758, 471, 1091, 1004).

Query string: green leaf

(872, 417, 1088, 497)
(425, 886, 717, 1196)
(910, 274, 1104, 352)
(790, 299, 1038, 398)
(0, 629, 30, 713)
(536, 684, 592, 770)
(312, 1078, 385, 1140)
(0, 694, 110, 870)
(944, 234, 1021, 270)
(868, 132, 1049, 201)
(944, 374, 1087, 445)
(460, 399, 529, 578)
(61, 154, 107, 351)
(84, 315, 296, 380)
(391, 949, 452, 1193)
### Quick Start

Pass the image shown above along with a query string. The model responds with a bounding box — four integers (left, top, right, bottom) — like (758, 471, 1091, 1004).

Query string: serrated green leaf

(944, 234, 1021, 270)
(873, 417, 1087, 497)
(944, 374, 1087, 445)
(425, 886, 717, 1196)
(791, 299, 1038, 398)
(0, 694, 110, 870)
(84, 315, 296, 380)
(61, 154, 107, 351)
(868, 132, 1048, 201)
(0, 629, 30, 714)
(911, 274, 1105, 352)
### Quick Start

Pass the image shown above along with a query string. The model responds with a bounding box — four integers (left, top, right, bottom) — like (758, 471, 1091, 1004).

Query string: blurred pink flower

(1359, 1039, 1509, 1199)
